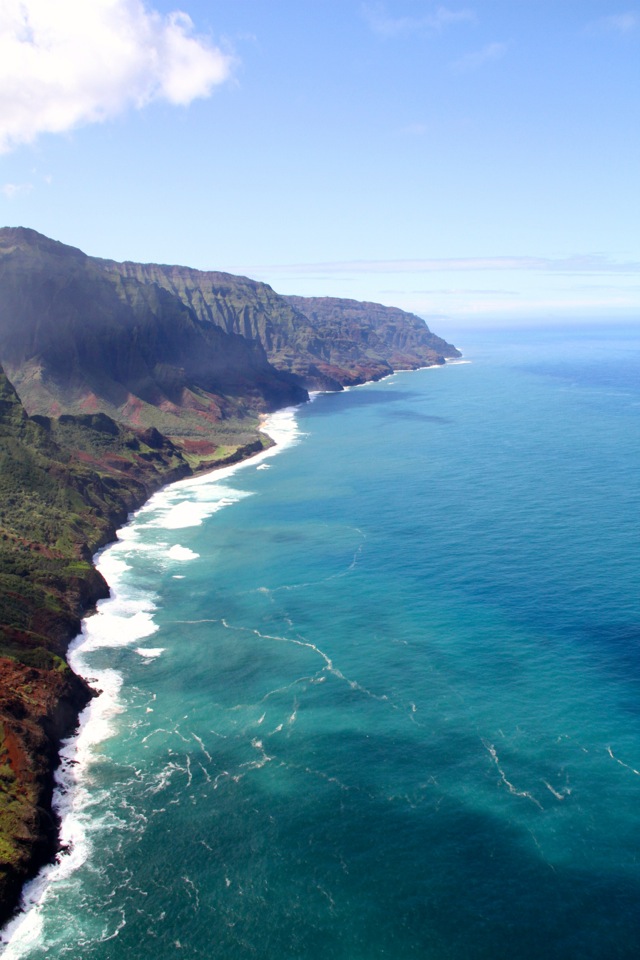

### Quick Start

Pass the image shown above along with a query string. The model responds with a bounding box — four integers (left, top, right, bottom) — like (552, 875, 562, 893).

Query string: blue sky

(1, 1, 638, 331)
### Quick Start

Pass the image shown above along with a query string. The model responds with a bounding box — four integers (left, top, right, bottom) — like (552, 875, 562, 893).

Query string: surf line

(606, 745, 640, 776)
(0, 405, 306, 956)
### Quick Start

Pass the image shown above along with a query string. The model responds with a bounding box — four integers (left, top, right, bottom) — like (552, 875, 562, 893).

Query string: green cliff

(0, 228, 307, 451)
(101, 258, 461, 389)
(0, 365, 203, 922)
(286, 295, 460, 385)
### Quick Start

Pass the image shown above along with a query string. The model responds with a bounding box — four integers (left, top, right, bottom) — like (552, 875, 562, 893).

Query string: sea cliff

(0, 226, 460, 924)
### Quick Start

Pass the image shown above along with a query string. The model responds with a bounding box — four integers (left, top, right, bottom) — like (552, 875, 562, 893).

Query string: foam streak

(607, 746, 640, 776)
(482, 740, 543, 810)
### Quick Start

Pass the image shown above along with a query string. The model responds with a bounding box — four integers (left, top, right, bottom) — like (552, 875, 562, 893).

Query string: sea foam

(0, 402, 306, 957)
(167, 544, 199, 562)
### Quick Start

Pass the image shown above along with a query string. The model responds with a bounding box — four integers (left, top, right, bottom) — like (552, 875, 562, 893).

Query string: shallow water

(3, 324, 640, 959)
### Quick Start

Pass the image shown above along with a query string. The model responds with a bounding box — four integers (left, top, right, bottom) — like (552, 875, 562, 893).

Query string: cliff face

(100, 259, 461, 390)
(0, 229, 307, 442)
(99, 258, 317, 361)
(0, 229, 460, 412)
(286, 295, 460, 386)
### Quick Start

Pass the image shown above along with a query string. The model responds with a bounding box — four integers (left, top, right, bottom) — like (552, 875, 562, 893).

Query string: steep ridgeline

(0, 228, 307, 458)
(99, 258, 337, 388)
(101, 261, 461, 389)
(0, 229, 460, 429)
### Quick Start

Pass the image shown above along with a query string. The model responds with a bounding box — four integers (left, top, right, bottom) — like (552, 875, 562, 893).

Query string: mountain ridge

(0, 228, 308, 451)
(100, 255, 460, 389)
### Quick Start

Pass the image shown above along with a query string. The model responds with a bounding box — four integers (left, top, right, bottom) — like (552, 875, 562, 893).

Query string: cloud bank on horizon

(244, 255, 640, 277)
(0, 0, 234, 153)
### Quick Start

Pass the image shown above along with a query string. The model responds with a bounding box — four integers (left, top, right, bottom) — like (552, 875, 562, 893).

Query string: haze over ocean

(3, 323, 640, 959)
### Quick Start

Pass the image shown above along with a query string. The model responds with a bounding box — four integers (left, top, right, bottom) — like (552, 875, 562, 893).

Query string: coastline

(3, 330, 639, 958)
(0, 356, 456, 942)
(0, 404, 306, 951)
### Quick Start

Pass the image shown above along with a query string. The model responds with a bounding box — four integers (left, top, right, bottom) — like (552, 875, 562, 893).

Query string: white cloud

(0, 0, 235, 152)
(451, 41, 508, 71)
(2, 182, 33, 199)
(362, 2, 474, 38)
(586, 11, 639, 34)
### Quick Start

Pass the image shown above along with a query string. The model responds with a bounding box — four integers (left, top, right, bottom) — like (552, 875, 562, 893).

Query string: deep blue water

(3, 324, 640, 959)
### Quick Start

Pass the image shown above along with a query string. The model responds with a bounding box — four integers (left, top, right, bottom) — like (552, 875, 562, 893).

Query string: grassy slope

(0, 368, 274, 923)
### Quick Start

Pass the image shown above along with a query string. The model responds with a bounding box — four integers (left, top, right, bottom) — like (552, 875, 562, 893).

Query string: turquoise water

(3, 325, 640, 959)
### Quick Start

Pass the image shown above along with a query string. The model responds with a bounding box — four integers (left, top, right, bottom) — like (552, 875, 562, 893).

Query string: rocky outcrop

(285, 295, 460, 385)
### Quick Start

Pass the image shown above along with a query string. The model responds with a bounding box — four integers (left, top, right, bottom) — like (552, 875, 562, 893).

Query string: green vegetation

(0, 367, 194, 916)
(0, 362, 273, 920)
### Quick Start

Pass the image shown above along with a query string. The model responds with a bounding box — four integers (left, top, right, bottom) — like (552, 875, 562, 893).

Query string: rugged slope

(0, 228, 307, 451)
(101, 259, 461, 389)
(99, 257, 330, 383)
(0, 228, 460, 410)
(286, 295, 460, 385)
(0, 364, 211, 925)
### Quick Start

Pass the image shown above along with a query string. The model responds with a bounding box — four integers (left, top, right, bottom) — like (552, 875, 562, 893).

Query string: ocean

(2, 323, 640, 959)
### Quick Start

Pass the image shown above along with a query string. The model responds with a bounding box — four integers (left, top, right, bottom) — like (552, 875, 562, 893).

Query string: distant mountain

(102, 259, 461, 389)
(286, 295, 460, 385)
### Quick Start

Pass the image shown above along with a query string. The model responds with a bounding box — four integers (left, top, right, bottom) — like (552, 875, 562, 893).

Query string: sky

(1, 0, 639, 332)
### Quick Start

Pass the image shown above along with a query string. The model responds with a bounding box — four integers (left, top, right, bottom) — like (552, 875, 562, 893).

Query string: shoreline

(0, 357, 455, 943)
(0, 404, 306, 951)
